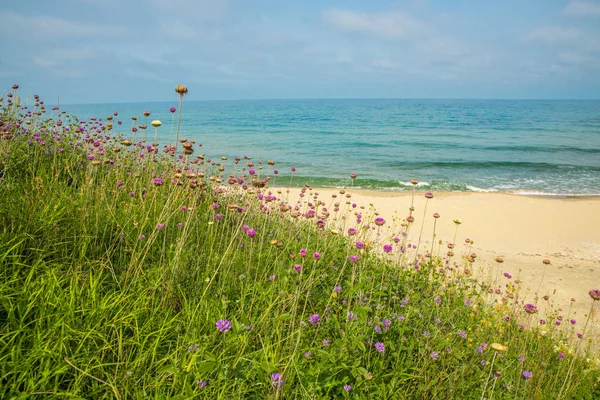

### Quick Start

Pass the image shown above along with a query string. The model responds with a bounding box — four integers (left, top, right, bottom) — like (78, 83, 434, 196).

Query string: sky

(1, 0, 599, 103)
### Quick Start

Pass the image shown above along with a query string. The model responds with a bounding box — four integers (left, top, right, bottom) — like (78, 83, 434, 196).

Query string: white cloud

(0, 11, 125, 37)
(322, 8, 426, 40)
(564, 1, 600, 17)
(527, 26, 580, 44)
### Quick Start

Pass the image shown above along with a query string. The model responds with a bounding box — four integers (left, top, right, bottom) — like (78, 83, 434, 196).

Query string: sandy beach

(286, 187, 600, 336)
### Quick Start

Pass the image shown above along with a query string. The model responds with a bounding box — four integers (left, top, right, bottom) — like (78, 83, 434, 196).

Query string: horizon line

(57, 96, 600, 106)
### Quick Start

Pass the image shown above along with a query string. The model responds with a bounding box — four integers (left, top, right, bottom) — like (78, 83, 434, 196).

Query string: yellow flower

(491, 343, 508, 352)
(151, 120, 162, 127)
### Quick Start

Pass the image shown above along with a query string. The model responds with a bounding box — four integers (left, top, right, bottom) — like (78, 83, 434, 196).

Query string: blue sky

(1, 0, 599, 103)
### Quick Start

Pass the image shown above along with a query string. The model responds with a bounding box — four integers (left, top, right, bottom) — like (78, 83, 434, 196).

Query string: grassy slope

(0, 91, 599, 399)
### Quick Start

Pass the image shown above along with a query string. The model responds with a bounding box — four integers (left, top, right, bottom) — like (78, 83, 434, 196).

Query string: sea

(62, 99, 600, 196)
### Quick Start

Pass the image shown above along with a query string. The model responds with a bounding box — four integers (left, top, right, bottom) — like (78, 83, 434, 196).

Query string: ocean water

(63, 99, 600, 196)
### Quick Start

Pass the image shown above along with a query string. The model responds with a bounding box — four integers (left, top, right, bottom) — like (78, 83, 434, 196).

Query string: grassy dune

(0, 85, 599, 399)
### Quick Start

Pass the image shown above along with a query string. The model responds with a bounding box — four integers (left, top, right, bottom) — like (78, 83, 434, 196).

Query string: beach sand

(284, 187, 600, 341)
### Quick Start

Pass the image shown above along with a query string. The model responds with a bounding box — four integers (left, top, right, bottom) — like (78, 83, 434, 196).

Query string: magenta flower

(247, 228, 256, 237)
(374, 217, 385, 226)
(215, 214, 223, 220)
(293, 264, 302, 271)
(348, 227, 357, 235)
(383, 244, 393, 253)
(343, 384, 351, 392)
(374, 342, 385, 353)
(355, 241, 364, 249)
(523, 303, 538, 314)
(156, 223, 165, 230)
(299, 249, 308, 257)
(349, 255, 359, 262)
(290, 166, 296, 172)
(170, 107, 176, 113)
(153, 177, 164, 186)
(309, 314, 321, 324)
(216, 319, 232, 332)
(589, 289, 600, 301)
(522, 370, 532, 381)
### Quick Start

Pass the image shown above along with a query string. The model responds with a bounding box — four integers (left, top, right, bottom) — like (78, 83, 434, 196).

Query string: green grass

(0, 88, 599, 399)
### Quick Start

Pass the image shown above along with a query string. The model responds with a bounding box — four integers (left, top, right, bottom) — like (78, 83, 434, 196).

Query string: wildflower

(518, 355, 526, 362)
(383, 244, 393, 253)
(153, 177, 164, 186)
(570, 319, 576, 325)
(247, 229, 256, 237)
(216, 319, 232, 333)
(374, 325, 381, 333)
(349, 255, 359, 262)
(465, 299, 472, 306)
(309, 314, 321, 324)
(398, 315, 405, 322)
(434, 296, 441, 303)
(322, 339, 330, 346)
(151, 120, 162, 127)
(374, 217, 385, 226)
(175, 85, 188, 95)
(453, 218, 462, 225)
(269, 275, 275, 281)
(196, 380, 207, 387)
(293, 264, 302, 271)
(425, 192, 434, 199)
(431, 351, 439, 360)
(589, 289, 600, 301)
(139, 235, 146, 239)
(156, 223, 165, 230)
(423, 331, 430, 337)
(522, 370, 532, 381)
(304, 351, 312, 359)
(481, 360, 487, 366)
(271, 373, 283, 387)
(344, 384, 351, 392)
(374, 342, 385, 353)
(299, 249, 308, 257)
(334, 285, 342, 292)
(313, 252, 321, 260)
(382, 319, 391, 330)
(459, 330, 467, 339)
(491, 343, 508, 352)
(558, 352, 565, 359)
(355, 241, 365, 249)
(348, 227, 357, 235)
(523, 303, 538, 314)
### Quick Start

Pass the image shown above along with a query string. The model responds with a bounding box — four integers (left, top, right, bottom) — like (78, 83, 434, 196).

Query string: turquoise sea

(64, 99, 600, 196)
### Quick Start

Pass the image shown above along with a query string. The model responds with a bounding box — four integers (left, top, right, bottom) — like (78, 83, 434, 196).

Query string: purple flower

(349, 255, 359, 262)
(156, 223, 165, 230)
(153, 177, 164, 186)
(383, 244, 393, 253)
(355, 241, 364, 249)
(215, 214, 223, 220)
(458, 330, 467, 339)
(334, 285, 342, 292)
(431, 351, 439, 360)
(269, 275, 275, 281)
(247, 228, 256, 237)
(196, 380, 207, 387)
(271, 373, 283, 387)
(434, 296, 441, 303)
(170, 107, 176, 113)
(522, 370, 532, 381)
(523, 303, 538, 314)
(293, 264, 302, 271)
(481, 360, 487, 366)
(374, 217, 385, 226)
(216, 319, 232, 333)
(374, 325, 381, 333)
(322, 339, 330, 346)
(309, 314, 320, 324)
(313, 252, 321, 260)
(344, 384, 351, 392)
(465, 299, 472, 306)
(374, 342, 385, 353)
(290, 166, 296, 172)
